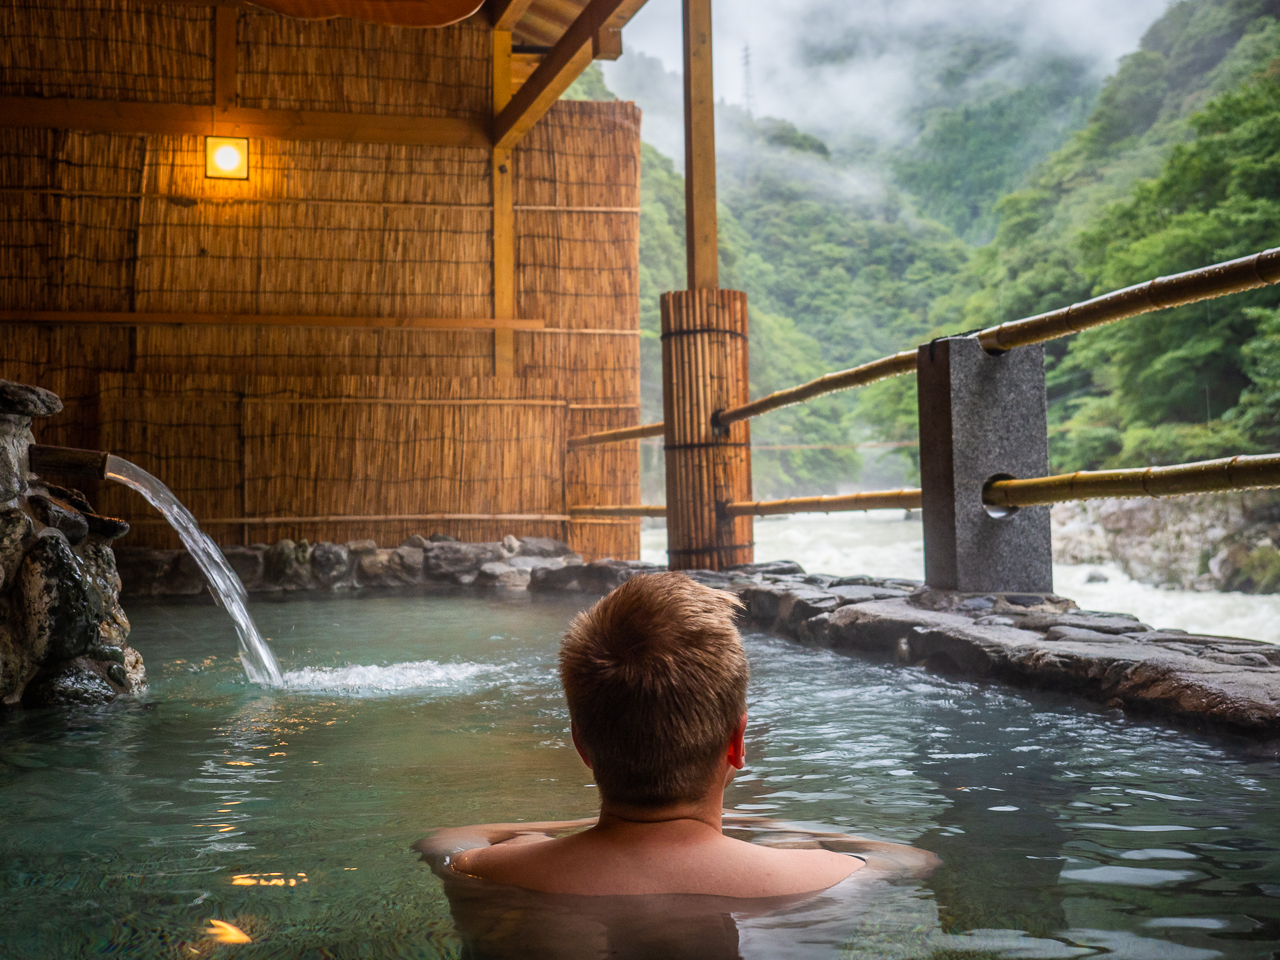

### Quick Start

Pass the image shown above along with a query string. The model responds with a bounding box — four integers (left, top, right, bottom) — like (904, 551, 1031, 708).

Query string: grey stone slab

(917, 336, 1052, 593)
(828, 584, 911, 605)
(1044, 625, 1128, 643)
(816, 599, 979, 655)
(727, 560, 805, 577)
(1019, 612, 1148, 634)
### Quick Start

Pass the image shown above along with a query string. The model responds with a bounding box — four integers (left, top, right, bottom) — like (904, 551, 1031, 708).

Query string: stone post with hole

(916, 336, 1053, 594)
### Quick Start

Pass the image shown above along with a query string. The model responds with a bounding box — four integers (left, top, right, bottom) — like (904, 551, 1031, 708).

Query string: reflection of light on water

(641, 512, 1280, 644)
(231, 872, 308, 887)
(202, 919, 252, 943)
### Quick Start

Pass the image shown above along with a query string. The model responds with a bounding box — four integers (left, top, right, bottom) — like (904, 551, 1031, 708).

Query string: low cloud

(610, 0, 1168, 145)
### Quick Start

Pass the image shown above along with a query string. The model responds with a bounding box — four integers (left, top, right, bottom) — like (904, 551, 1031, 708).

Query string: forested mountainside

(570, 0, 1280, 497)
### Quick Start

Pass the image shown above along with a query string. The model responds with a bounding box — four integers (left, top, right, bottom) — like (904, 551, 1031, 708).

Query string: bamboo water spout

(28, 444, 110, 480)
(29, 444, 282, 686)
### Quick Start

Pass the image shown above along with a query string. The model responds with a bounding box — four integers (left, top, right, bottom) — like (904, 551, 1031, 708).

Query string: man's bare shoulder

(448, 824, 861, 898)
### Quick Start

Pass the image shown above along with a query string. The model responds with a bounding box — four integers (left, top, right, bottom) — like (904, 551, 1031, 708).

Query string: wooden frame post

(682, 0, 718, 290)
(492, 28, 516, 377)
(660, 0, 752, 569)
(214, 7, 237, 117)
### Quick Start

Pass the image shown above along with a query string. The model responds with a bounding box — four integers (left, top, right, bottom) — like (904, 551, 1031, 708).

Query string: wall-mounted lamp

(205, 136, 249, 180)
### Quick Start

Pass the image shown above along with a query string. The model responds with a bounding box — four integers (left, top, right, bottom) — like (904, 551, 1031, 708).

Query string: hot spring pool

(1, 589, 1277, 958)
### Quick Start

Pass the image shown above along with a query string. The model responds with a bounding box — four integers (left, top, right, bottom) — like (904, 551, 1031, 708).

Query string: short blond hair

(559, 572, 749, 807)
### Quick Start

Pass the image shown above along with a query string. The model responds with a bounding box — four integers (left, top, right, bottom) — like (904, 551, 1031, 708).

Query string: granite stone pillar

(917, 336, 1052, 593)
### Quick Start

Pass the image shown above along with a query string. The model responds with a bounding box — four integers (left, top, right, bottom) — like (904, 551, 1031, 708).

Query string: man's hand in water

(413, 818, 597, 859)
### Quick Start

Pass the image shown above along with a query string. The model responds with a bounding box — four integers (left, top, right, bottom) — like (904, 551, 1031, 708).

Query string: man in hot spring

(415, 572, 938, 957)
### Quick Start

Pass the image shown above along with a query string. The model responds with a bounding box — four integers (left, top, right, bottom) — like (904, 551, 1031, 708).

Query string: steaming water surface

(641, 513, 1280, 644)
(1, 589, 1277, 958)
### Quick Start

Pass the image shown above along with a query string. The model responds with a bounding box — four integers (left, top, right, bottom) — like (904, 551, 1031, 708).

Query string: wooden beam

(133, 512, 573, 524)
(0, 97, 490, 148)
(511, 52, 542, 91)
(492, 0, 629, 152)
(492, 28, 516, 376)
(487, 0, 536, 31)
(0, 310, 544, 330)
(570, 504, 666, 518)
(683, 0, 718, 289)
(214, 6, 238, 115)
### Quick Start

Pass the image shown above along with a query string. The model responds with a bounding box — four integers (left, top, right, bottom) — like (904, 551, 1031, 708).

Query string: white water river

(640, 511, 1280, 645)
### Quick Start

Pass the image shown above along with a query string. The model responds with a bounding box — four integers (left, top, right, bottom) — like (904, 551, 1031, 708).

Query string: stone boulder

(263, 539, 314, 590)
(0, 507, 32, 592)
(220, 545, 265, 591)
(477, 554, 579, 589)
(517, 536, 574, 558)
(425, 541, 505, 582)
(17, 532, 103, 665)
(26, 493, 89, 545)
(529, 559, 659, 594)
(22, 657, 121, 707)
(310, 541, 352, 588)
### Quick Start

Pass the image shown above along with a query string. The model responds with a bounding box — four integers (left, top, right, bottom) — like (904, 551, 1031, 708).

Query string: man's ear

(570, 721, 593, 770)
(727, 712, 748, 770)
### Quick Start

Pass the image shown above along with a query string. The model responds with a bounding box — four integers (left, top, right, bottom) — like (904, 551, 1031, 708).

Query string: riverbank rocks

(1052, 492, 1280, 593)
(0, 379, 144, 708)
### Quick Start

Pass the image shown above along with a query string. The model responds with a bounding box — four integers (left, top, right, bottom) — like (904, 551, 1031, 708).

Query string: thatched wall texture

(0, 0, 641, 559)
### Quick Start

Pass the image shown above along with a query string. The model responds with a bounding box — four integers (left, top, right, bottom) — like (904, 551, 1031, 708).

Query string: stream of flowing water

(104, 455, 283, 685)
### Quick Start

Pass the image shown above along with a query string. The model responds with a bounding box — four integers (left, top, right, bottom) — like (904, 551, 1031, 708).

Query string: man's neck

(594, 789, 726, 834)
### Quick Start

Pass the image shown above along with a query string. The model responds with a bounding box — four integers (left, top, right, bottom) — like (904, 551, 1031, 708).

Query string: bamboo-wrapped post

(661, 289, 752, 570)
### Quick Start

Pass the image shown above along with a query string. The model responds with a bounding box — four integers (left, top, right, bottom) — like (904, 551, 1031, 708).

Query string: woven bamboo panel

(144, 136, 493, 205)
(515, 210, 639, 330)
(661, 289, 753, 571)
(567, 520, 639, 562)
(513, 101, 641, 209)
(0, 0, 213, 105)
(92, 373, 572, 550)
(514, 330, 640, 397)
(1, 58, 642, 560)
(237, 9, 490, 120)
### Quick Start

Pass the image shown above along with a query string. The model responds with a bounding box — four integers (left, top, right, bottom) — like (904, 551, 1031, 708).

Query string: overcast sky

(610, 0, 1171, 141)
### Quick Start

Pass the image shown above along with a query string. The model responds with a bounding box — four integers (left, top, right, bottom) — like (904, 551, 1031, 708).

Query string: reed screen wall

(0, 0, 641, 558)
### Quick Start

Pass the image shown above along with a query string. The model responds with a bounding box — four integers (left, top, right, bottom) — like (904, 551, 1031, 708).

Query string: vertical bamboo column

(661, 289, 753, 570)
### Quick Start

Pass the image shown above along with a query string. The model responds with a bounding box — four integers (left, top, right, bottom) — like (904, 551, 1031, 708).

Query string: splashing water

(104, 455, 283, 685)
(280, 659, 508, 696)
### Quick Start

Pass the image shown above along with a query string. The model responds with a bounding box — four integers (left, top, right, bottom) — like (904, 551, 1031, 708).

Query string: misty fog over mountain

(606, 0, 1168, 158)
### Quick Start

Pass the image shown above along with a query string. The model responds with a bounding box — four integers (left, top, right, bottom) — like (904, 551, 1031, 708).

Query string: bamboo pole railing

(721, 489, 922, 517)
(715, 246, 1280, 428)
(571, 452, 1280, 519)
(983, 453, 1280, 507)
(569, 246, 1280, 448)
(566, 421, 664, 449)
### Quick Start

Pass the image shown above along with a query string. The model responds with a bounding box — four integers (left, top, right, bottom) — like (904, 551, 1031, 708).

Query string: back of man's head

(559, 572, 749, 808)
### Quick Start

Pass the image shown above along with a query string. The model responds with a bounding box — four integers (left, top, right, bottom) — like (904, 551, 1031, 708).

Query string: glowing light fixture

(205, 136, 249, 180)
